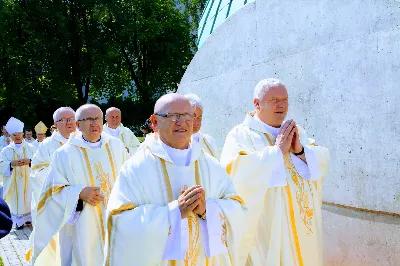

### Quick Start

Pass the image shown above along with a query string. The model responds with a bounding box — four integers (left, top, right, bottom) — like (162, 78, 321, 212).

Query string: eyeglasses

(56, 118, 75, 123)
(155, 113, 194, 122)
(77, 117, 104, 124)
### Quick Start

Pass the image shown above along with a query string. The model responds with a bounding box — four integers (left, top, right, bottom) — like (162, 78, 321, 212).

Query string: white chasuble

(192, 131, 221, 160)
(103, 123, 141, 156)
(27, 132, 129, 266)
(0, 141, 36, 226)
(27, 132, 70, 266)
(105, 139, 247, 266)
(220, 113, 330, 266)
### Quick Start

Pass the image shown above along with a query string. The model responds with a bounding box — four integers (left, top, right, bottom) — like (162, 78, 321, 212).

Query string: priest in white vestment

(24, 129, 36, 144)
(220, 78, 330, 266)
(28, 104, 129, 266)
(0, 125, 11, 149)
(103, 107, 140, 156)
(0, 117, 36, 229)
(28, 107, 77, 266)
(184, 94, 221, 159)
(105, 94, 247, 266)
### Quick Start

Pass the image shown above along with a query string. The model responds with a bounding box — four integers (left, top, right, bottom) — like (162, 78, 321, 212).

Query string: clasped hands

(275, 119, 303, 155)
(178, 185, 206, 219)
(11, 159, 30, 167)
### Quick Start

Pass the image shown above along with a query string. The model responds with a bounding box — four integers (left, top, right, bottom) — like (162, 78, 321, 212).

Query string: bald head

(106, 107, 121, 116)
(75, 104, 103, 121)
(76, 104, 104, 142)
(105, 107, 122, 129)
(154, 93, 193, 114)
(152, 93, 194, 149)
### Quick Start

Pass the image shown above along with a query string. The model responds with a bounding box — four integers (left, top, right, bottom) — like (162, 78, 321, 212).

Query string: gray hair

(184, 93, 204, 110)
(75, 104, 103, 120)
(253, 78, 286, 100)
(53, 107, 75, 122)
(105, 107, 121, 116)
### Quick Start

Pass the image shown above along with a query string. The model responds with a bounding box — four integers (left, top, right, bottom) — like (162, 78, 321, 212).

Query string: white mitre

(5, 117, 24, 134)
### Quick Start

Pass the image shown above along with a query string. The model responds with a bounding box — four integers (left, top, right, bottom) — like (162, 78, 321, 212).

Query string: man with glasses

(103, 107, 141, 156)
(106, 94, 246, 265)
(185, 94, 221, 159)
(29, 104, 129, 266)
(220, 78, 330, 265)
(28, 107, 77, 265)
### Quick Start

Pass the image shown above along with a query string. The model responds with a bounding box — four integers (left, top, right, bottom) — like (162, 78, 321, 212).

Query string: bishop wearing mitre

(31, 121, 48, 148)
(0, 117, 36, 229)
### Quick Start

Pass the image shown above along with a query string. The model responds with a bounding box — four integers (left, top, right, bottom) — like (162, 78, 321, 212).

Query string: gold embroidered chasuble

(27, 132, 128, 266)
(0, 141, 36, 224)
(220, 114, 330, 266)
(27, 131, 72, 266)
(105, 139, 247, 265)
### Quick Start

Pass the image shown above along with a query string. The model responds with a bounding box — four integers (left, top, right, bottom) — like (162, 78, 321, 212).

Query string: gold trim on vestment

(37, 185, 67, 213)
(203, 137, 215, 157)
(160, 158, 202, 265)
(105, 143, 117, 182)
(81, 148, 106, 243)
(31, 163, 50, 171)
(228, 196, 245, 204)
(25, 248, 32, 261)
(263, 133, 274, 146)
(285, 185, 304, 266)
(105, 203, 136, 266)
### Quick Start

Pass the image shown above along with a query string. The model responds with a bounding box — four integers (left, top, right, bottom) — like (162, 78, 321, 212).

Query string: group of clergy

(0, 78, 330, 266)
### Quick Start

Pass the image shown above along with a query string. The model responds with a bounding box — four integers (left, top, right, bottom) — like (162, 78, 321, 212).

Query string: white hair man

(27, 107, 77, 265)
(0, 117, 36, 230)
(105, 93, 247, 265)
(28, 104, 129, 266)
(184, 94, 221, 159)
(103, 107, 141, 156)
(220, 78, 330, 265)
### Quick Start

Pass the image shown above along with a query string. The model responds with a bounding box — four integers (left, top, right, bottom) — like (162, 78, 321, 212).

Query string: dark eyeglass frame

(154, 112, 195, 122)
(77, 117, 104, 124)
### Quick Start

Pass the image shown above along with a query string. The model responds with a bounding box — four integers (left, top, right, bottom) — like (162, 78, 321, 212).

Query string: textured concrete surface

(0, 227, 31, 266)
(179, 0, 400, 264)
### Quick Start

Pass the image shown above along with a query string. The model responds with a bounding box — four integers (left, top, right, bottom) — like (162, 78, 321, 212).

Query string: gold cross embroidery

(93, 162, 112, 206)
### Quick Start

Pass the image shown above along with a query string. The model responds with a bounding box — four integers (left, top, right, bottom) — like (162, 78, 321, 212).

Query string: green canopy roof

(197, 0, 255, 47)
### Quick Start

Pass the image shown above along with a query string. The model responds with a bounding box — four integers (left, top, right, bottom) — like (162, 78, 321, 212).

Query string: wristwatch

(198, 210, 207, 220)
(294, 146, 304, 156)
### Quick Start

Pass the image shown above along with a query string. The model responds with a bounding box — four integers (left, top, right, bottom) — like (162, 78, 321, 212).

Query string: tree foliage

(0, 0, 194, 132)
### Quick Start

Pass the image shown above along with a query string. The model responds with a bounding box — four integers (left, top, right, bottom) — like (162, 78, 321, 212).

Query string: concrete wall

(178, 0, 400, 265)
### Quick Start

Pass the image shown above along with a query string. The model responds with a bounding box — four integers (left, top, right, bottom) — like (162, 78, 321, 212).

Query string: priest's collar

(52, 131, 74, 144)
(148, 137, 202, 165)
(69, 131, 111, 149)
(104, 123, 123, 135)
(161, 142, 192, 166)
(10, 140, 26, 150)
(243, 112, 282, 136)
